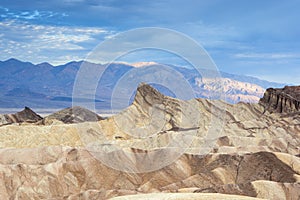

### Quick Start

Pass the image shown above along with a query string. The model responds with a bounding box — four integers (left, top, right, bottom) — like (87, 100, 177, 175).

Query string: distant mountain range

(0, 58, 287, 109)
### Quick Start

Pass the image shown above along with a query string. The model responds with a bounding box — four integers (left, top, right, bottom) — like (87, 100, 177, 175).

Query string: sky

(0, 0, 299, 84)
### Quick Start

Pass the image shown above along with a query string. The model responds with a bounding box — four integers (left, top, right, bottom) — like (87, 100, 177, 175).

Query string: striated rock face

(42, 106, 103, 124)
(0, 84, 299, 199)
(0, 107, 42, 126)
(259, 86, 300, 113)
(0, 147, 298, 199)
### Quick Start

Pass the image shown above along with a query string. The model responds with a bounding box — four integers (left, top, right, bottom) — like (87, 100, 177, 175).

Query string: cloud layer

(0, 19, 111, 64)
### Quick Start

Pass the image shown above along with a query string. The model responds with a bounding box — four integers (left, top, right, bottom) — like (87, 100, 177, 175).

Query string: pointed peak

(133, 83, 166, 106)
(6, 58, 21, 62)
(17, 107, 42, 119)
(24, 106, 31, 110)
(136, 82, 163, 96)
(4, 58, 33, 65)
(1, 107, 44, 124)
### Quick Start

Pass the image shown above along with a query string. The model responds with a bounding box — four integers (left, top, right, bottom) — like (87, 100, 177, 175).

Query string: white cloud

(0, 7, 63, 20)
(0, 19, 112, 64)
(234, 53, 300, 59)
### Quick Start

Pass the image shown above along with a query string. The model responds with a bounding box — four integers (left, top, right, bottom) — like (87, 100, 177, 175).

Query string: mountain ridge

(1, 58, 286, 86)
(0, 58, 287, 109)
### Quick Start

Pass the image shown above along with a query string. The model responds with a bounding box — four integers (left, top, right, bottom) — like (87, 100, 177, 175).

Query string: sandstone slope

(0, 83, 299, 199)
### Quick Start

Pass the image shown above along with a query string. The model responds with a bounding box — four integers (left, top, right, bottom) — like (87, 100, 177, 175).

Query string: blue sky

(0, 0, 299, 84)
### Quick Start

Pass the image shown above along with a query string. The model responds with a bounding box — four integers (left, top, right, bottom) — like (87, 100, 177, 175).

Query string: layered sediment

(0, 107, 42, 126)
(259, 86, 300, 113)
(0, 84, 299, 199)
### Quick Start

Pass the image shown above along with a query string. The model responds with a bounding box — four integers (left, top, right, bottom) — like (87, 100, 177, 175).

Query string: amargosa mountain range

(0, 58, 286, 110)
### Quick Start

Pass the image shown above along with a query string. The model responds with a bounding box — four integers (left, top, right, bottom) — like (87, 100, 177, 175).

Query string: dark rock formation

(0, 107, 43, 126)
(43, 106, 103, 124)
(259, 86, 300, 113)
(13, 107, 43, 122)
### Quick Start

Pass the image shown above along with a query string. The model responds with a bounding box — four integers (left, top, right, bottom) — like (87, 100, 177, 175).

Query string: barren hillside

(0, 84, 299, 199)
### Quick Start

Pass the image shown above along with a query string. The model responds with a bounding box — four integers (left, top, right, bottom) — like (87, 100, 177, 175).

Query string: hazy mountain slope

(0, 58, 286, 109)
(220, 71, 285, 89)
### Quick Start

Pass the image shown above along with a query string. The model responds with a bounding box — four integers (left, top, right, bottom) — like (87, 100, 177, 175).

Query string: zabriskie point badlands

(0, 1, 300, 200)
(0, 83, 299, 199)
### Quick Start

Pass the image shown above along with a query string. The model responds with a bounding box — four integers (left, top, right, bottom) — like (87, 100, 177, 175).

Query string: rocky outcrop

(0, 107, 42, 126)
(0, 84, 299, 199)
(259, 86, 300, 113)
(0, 106, 103, 126)
(42, 106, 103, 124)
